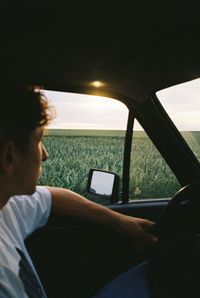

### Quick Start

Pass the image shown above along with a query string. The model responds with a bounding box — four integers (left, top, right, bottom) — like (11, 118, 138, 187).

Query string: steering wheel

(155, 181, 200, 241)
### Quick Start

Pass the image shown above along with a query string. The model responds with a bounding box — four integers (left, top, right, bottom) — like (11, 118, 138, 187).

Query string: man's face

(13, 126, 48, 195)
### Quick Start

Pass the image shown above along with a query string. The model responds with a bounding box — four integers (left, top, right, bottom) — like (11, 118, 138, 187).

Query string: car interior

(2, 6, 200, 298)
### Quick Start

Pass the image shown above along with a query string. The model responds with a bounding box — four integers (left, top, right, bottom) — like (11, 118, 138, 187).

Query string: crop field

(39, 129, 200, 204)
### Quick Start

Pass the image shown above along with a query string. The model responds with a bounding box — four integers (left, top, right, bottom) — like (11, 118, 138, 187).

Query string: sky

(44, 90, 129, 130)
(43, 78, 200, 131)
(157, 78, 200, 131)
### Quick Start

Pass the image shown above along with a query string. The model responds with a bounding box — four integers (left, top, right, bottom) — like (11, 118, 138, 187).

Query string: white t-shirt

(0, 186, 52, 298)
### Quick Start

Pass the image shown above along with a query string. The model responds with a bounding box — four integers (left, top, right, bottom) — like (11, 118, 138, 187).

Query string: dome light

(90, 81, 105, 88)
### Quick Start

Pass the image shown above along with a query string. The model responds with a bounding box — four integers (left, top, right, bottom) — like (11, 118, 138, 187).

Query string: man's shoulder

(5, 186, 51, 209)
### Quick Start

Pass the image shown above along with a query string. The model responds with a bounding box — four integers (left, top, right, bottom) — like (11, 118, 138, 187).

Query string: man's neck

(0, 182, 12, 209)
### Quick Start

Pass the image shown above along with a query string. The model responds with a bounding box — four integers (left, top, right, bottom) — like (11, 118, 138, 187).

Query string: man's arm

(46, 186, 158, 252)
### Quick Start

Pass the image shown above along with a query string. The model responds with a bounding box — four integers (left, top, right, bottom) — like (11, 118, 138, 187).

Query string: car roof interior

(3, 7, 200, 298)
(2, 6, 200, 103)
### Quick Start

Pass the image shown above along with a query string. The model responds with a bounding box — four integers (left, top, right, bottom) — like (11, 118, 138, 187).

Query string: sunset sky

(44, 78, 200, 131)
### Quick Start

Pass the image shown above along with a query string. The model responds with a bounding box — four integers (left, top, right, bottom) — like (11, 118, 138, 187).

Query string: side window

(129, 120, 180, 200)
(39, 90, 128, 205)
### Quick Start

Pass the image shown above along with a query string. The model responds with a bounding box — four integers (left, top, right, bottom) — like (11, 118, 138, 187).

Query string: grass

(38, 129, 200, 204)
(45, 129, 126, 137)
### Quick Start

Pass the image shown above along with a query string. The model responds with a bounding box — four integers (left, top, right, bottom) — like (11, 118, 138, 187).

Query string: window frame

(42, 88, 200, 204)
(124, 93, 200, 196)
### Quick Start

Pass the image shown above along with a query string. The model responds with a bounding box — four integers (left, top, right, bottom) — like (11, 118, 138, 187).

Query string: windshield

(156, 78, 200, 162)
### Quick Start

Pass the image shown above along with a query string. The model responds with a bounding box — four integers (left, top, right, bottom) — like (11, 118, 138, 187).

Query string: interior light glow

(90, 81, 105, 88)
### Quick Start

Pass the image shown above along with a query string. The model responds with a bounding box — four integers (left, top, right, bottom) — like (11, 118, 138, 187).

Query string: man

(0, 85, 157, 297)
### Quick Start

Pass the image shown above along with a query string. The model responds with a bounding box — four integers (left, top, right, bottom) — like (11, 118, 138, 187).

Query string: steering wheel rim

(155, 181, 200, 241)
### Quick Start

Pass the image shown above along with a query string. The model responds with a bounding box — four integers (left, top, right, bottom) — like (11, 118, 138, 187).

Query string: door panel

(25, 199, 167, 298)
(110, 199, 168, 221)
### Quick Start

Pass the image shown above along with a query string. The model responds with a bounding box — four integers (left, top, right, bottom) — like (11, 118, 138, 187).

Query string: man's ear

(0, 142, 16, 175)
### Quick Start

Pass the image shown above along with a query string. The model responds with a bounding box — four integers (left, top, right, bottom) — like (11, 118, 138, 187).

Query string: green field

(38, 129, 200, 204)
(45, 129, 126, 137)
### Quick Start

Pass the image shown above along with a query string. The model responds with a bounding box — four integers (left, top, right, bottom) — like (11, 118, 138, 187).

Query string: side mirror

(87, 169, 119, 203)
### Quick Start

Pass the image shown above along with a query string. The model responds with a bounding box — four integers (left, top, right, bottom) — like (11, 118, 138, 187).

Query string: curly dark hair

(0, 84, 54, 152)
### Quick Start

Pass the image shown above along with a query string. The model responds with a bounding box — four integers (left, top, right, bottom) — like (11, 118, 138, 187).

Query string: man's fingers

(142, 220, 156, 231)
(133, 229, 158, 252)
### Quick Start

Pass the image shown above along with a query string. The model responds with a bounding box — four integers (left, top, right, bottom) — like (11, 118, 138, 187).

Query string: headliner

(2, 10, 200, 102)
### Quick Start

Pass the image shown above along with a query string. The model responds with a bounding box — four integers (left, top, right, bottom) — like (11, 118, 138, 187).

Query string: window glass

(156, 78, 200, 163)
(39, 90, 128, 205)
(129, 120, 180, 200)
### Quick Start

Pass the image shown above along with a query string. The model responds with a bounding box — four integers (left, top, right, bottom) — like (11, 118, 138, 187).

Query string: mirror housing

(87, 169, 120, 203)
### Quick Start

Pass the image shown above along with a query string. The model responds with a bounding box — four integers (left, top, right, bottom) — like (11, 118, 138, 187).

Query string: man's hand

(114, 214, 158, 252)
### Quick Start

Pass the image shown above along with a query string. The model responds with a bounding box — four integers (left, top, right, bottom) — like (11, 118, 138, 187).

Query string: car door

(25, 83, 200, 298)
